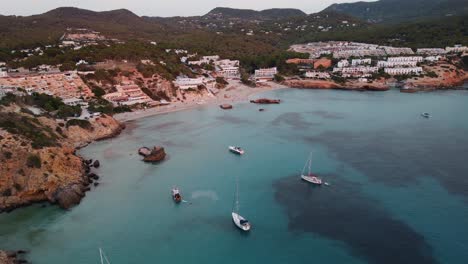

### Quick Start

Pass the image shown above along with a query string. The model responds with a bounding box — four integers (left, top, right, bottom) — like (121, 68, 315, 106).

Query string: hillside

(294, 14, 468, 48)
(0, 7, 167, 48)
(324, 0, 468, 23)
(203, 7, 306, 20)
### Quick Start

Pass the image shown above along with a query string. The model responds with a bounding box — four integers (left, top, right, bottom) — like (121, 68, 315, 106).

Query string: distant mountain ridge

(323, 0, 468, 23)
(204, 7, 306, 20)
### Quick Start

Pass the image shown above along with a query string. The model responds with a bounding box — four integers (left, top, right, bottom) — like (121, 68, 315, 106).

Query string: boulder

(143, 146, 166, 163)
(220, 104, 233, 110)
(52, 184, 85, 209)
(138, 147, 152, 157)
(92, 160, 100, 168)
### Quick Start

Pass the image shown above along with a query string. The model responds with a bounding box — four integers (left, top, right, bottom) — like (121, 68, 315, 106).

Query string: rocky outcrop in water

(140, 146, 166, 162)
(220, 104, 233, 109)
(0, 110, 124, 212)
(250, 98, 281, 104)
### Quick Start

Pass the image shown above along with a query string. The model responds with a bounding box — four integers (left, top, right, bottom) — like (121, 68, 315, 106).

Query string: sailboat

(232, 174, 251, 231)
(99, 248, 111, 264)
(301, 152, 323, 185)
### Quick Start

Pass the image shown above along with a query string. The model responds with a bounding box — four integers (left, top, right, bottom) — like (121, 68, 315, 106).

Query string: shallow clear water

(1, 88, 468, 264)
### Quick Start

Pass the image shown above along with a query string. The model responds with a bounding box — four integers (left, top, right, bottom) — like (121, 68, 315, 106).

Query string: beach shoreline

(114, 81, 287, 122)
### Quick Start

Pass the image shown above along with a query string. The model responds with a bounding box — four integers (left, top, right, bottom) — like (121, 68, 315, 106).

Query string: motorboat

(421, 112, 431, 118)
(229, 146, 245, 155)
(172, 187, 182, 203)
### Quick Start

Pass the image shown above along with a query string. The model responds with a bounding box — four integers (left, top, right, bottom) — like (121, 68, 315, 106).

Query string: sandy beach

(114, 81, 287, 122)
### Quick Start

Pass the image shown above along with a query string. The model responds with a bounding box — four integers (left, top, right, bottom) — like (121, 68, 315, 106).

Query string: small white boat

(421, 112, 431, 118)
(301, 152, 323, 186)
(172, 187, 182, 203)
(232, 212, 251, 231)
(232, 173, 251, 231)
(229, 146, 245, 155)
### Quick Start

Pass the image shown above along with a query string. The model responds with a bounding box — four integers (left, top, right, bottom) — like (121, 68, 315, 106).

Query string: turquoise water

(1, 88, 468, 264)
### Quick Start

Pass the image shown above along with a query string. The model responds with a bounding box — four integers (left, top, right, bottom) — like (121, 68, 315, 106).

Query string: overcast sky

(1, 0, 370, 17)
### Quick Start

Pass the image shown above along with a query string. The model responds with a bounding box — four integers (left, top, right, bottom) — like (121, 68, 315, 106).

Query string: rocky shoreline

(284, 68, 467, 92)
(284, 79, 390, 91)
(0, 250, 28, 264)
(0, 113, 124, 213)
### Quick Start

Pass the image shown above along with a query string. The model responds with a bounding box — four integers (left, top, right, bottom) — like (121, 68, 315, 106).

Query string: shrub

(3, 151, 12, 159)
(92, 87, 106, 97)
(27, 154, 42, 168)
(66, 119, 92, 130)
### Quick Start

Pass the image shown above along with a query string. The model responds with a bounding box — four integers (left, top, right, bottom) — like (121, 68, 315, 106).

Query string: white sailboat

(301, 152, 323, 185)
(99, 248, 111, 264)
(232, 174, 251, 231)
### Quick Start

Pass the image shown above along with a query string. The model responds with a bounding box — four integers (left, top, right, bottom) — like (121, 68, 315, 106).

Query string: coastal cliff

(0, 107, 124, 212)
(405, 65, 468, 90)
(284, 79, 390, 91)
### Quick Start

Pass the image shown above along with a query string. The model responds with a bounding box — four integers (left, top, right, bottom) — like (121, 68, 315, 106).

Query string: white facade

(425, 56, 442, 62)
(304, 71, 330, 79)
(174, 77, 205, 90)
(254, 67, 278, 81)
(333, 66, 378, 74)
(337, 60, 349, 68)
(63, 97, 85, 106)
(387, 56, 423, 63)
(446, 45, 468, 53)
(417, 48, 447, 55)
(215, 59, 240, 79)
(0, 71, 7, 78)
(384, 47, 414, 56)
(351, 58, 372, 66)
(384, 67, 423, 75)
(377, 61, 418, 68)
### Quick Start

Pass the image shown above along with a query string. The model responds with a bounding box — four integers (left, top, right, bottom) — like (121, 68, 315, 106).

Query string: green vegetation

(274, 74, 285, 82)
(66, 119, 92, 130)
(324, 0, 468, 23)
(0, 111, 60, 149)
(1, 93, 81, 118)
(26, 154, 42, 168)
(92, 87, 106, 97)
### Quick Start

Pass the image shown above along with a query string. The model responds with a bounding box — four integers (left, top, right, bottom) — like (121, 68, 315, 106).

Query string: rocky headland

(0, 104, 124, 213)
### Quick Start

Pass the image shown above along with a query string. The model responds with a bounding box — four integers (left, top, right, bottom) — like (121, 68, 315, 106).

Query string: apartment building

(384, 67, 423, 75)
(254, 67, 278, 82)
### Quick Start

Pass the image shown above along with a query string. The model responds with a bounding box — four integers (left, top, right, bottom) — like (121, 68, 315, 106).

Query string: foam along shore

(114, 81, 287, 122)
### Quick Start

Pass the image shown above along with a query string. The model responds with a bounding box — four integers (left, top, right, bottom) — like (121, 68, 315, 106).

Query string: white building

(215, 59, 240, 79)
(384, 67, 423, 75)
(254, 67, 278, 82)
(384, 47, 414, 56)
(337, 60, 349, 68)
(333, 66, 378, 75)
(174, 77, 205, 90)
(351, 58, 371, 66)
(417, 48, 447, 55)
(63, 97, 85, 106)
(304, 71, 331, 79)
(0, 71, 7, 78)
(387, 56, 423, 63)
(188, 55, 221, 66)
(377, 61, 418, 68)
(425, 56, 442, 62)
(446, 45, 468, 53)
